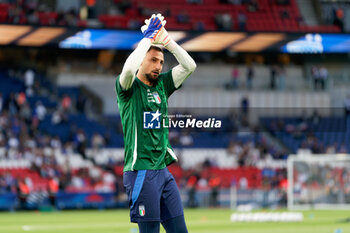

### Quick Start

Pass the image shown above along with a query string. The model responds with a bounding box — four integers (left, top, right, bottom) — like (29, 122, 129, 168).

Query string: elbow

(120, 69, 134, 90)
(124, 69, 134, 78)
(188, 59, 197, 73)
(121, 67, 134, 81)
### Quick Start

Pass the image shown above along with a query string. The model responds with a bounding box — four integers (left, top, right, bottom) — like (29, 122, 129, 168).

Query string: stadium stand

(99, 0, 340, 32)
(0, 0, 349, 212)
(261, 115, 350, 153)
(0, 0, 341, 32)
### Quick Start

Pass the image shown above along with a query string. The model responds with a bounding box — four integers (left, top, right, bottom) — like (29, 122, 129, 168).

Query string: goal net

(287, 154, 350, 210)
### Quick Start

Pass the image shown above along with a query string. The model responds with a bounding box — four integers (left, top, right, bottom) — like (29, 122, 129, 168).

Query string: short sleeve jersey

(115, 70, 179, 171)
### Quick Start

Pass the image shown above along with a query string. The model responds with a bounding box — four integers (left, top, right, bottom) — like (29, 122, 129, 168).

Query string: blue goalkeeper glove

(141, 13, 172, 47)
(142, 15, 163, 41)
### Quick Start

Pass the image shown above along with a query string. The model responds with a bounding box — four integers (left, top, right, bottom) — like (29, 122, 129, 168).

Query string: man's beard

(145, 73, 159, 85)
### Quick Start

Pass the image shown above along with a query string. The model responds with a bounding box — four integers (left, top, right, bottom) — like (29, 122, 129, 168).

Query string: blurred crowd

(0, 0, 81, 27)
(0, 0, 295, 31)
(0, 67, 121, 200)
(267, 112, 349, 154)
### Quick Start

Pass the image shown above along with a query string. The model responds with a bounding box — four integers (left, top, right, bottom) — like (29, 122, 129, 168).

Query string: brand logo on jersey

(143, 110, 161, 129)
(139, 205, 145, 216)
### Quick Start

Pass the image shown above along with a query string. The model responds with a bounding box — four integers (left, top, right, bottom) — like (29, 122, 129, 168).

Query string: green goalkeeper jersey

(115, 70, 178, 171)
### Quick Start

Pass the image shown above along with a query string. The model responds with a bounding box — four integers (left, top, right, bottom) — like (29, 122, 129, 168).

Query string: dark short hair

(147, 45, 163, 53)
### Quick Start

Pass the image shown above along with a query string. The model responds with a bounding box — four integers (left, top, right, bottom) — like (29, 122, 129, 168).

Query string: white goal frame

(288, 154, 350, 210)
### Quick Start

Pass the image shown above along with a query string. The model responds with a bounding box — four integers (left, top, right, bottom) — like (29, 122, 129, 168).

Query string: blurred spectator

(209, 176, 221, 207)
(56, 0, 80, 14)
(169, 130, 180, 145)
(247, 0, 259, 12)
(186, 174, 199, 208)
(27, 9, 39, 25)
(280, 9, 289, 20)
(176, 10, 190, 24)
(48, 176, 59, 207)
(17, 178, 30, 208)
(7, 5, 23, 24)
(312, 66, 321, 90)
(16, 92, 26, 107)
(86, 0, 97, 19)
(232, 67, 240, 89)
(230, 0, 242, 5)
(75, 129, 87, 160)
(61, 94, 72, 113)
(128, 19, 142, 30)
(215, 12, 233, 31)
(240, 96, 249, 116)
(278, 65, 286, 90)
(344, 94, 350, 117)
(312, 66, 328, 91)
(35, 101, 46, 121)
(239, 176, 248, 189)
(0, 92, 3, 112)
(95, 172, 116, 192)
(103, 131, 111, 146)
(310, 110, 320, 126)
(193, 20, 205, 31)
(325, 144, 336, 154)
(227, 141, 243, 156)
(136, 2, 153, 17)
(115, 0, 132, 14)
(187, 0, 203, 4)
(70, 175, 85, 189)
(76, 93, 87, 114)
(52, 110, 62, 125)
(180, 131, 194, 147)
(52, 109, 68, 125)
(0, 132, 5, 147)
(8, 132, 19, 149)
(4, 92, 19, 116)
(91, 132, 105, 150)
(238, 12, 246, 31)
(50, 136, 62, 149)
(333, 7, 344, 32)
(270, 65, 277, 90)
(246, 65, 254, 89)
(57, 9, 79, 27)
(32, 79, 42, 95)
(24, 69, 35, 96)
(0, 172, 16, 193)
(19, 102, 32, 124)
(319, 66, 328, 90)
(338, 143, 348, 153)
(276, 0, 290, 5)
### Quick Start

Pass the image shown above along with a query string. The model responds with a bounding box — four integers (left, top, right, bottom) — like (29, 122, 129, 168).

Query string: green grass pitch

(0, 209, 349, 233)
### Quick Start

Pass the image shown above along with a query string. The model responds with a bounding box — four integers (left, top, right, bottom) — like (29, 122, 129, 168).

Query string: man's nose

(156, 62, 162, 70)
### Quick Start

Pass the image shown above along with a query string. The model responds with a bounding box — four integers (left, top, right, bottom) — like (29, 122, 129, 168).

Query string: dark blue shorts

(123, 168, 184, 223)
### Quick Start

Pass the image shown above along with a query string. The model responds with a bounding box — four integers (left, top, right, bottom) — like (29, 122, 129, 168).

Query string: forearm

(167, 40, 196, 88)
(119, 38, 152, 90)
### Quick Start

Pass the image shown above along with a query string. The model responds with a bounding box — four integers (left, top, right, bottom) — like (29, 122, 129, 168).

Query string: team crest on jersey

(139, 205, 145, 216)
(152, 92, 161, 104)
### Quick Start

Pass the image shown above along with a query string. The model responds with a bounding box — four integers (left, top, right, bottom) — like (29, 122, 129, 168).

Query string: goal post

(287, 154, 350, 210)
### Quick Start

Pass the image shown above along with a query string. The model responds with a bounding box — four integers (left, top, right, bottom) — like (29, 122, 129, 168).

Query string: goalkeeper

(115, 14, 196, 233)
